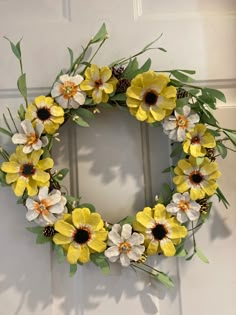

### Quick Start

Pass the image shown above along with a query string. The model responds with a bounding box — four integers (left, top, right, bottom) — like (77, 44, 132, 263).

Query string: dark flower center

(74, 228, 90, 244)
(21, 163, 35, 177)
(94, 79, 102, 88)
(144, 91, 158, 106)
(191, 136, 200, 144)
(190, 172, 204, 184)
(152, 224, 167, 240)
(37, 107, 51, 121)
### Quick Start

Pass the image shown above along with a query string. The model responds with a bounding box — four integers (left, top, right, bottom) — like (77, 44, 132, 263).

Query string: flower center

(37, 107, 51, 121)
(152, 223, 167, 241)
(144, 90, 158, 106)
(118, 241, 131, 254)
(177, 115, 188, 128)
(35, 200, 49, 215)
(60, 82, 77, 99)
(189, 171, 204, 184)
(178, 200, 190, 211)
(94, 79, 103, 89)
(73, 228, 91, 244)
(191, 136, 200, 144)
(20, 163, 35, 177)
(26, 133, 38, 146)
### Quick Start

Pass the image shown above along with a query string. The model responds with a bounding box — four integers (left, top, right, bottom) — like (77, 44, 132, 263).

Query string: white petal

(12, 133, 27, 144)
(166, 203, 179, 214)
(127, 245, 145, 261)
(128, 232, 144, 246)
(181, 105, 191, 117)
(111, 224, 122, 234)
(188, 113, 200, 125)
(51, 83, 62, 98)
(172, 193, 184, 203)
(120, 253, 130, 267)
(183, 191, 191, 202)
(56, 95, 69, 109)
(168, 129, 178, 141)
(72, 74, 84, 85)
(23, 145, 33, 154)
(186, 208, 200, 221)
(46, 191, 62, 206)
(189, 200, 201, 211)
(26, 198, 38, 211)
(162, 119, 176, 131)
(35, 122, 44, 137)
(108, 230, 122, 245)
(59, 74, 70, 83)
(34, 216, 48, 227)
(176, 211, 188, 223)
(104, 246, 120, 258)
(41, 136, 49, 147)
(121, 224, 132, 240)
(42, 212, 57, 224)
(68, 98, 80, 109)
(176, 128, 187, 142)
(26, 210, 39, 221)
(48, 203, 65, 214)
(32, 139, 43, 151)
(38, 186, 49, 201)
(21, 120, 34, 135)
(73, 91, 86, 105)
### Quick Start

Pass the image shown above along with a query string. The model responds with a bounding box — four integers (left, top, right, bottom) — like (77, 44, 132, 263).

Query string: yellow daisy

(126, 71, 176, 123)
(183, 124, 216, 157)
(1, 146, 53, 197)
(173, 156, 221, 200)
(133, 204, 187, 256)
(80, 64, 118, 104)
(53, 207, 108, 264)
(25, 96, 64, 134)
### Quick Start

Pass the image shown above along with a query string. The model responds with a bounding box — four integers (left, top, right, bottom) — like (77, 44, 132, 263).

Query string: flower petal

(54, 220, 76, 237)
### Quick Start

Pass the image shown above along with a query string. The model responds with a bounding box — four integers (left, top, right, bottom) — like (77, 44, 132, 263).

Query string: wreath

(1, 24, 235, 288)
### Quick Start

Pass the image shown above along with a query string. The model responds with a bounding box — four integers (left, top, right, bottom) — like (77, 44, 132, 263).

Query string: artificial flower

(166, 192, 201, 223)
(25, 186, 67, 226)
(173, 156, 221, 200)
(162, 105, 200, 141)
(12, 119, 48, 154)
(80, 64, 117, 103)
(51, 74, 86, 109)
(104, 224, 145, 267)
(25, 96, 64, 134)
(183, 124, 216, 157)
(133, 204, 187, 256)
(1, 146, 53, 197)
(126, 71, 176, 123)
(53, 207, 108, 264)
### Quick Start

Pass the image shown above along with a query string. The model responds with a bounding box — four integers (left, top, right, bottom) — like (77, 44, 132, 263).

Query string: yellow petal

(126, 87, 142, 100)
(161, 85, 177, 99)
(136, 209, 153, 228)
(126, 97, 140, 108)
(173, 175, 186, 185)
(67, 243, 81, 264)
(153, 204, 166, 219)
(88, 238, 106, 252)
(136, 105, 148, 121)
(44, 121, 59, 134)
(168, 224, 188, 239)
(50, 105, 64, 117)
(33, 169, 50, 183)
(190, 187, 205, 200)
(190, 144, 206, 157)
(6, 173, 19, 184)
(92, 88, 103, 104)
(146, 240, 159, 255)
(94, 229, 108, 241)
(26, 179, 38, 196)
(37, 158, 54, 170)
(14, 176, 27, 196)
(175, 180, 189, 193)
(132, 220, 146, 234)
(87, 213, 104, 231)
(78, 245, 90, 263)
(160, 238, 176, 256)
(201, 180, 218, 196)
(54, 220, 76, 237)
(53, 233, 72, 245)
(72, 208, 91, 228)
(100, 66, 112, 82)
(1, 161, 19, 173)
(30, 149, 43, 165)
(150, 107, 165, 121)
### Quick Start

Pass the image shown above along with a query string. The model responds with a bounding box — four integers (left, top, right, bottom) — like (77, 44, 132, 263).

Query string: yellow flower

(133, 204, 187, 256)
(173, 156, 221, 200)
(53, 207, 108, 264)
(1, 146, 53, 197)
(25, 96, 64, 134)
(183, 124, 216, 157)
(126, 71, 176, 123)
(80, 64, 118, 103)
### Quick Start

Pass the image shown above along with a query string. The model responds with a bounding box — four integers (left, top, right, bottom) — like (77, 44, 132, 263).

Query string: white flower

(25, 186, 67, 226)
(162, 105, 200, 142)
(12, 120, 48, 154)
(104, 224, 145, 267)
(166, 192, 201, 223)
(51, 74, 86, 109)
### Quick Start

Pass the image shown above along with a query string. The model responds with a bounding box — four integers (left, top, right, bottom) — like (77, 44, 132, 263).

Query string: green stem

(191, 222, 197, 252)
(71, 40, 92, 76)
(0, 147, 9, 161)
(7, 107, 19, 132)
(188, 222, 203, 232)
(19, 58, 28, 108)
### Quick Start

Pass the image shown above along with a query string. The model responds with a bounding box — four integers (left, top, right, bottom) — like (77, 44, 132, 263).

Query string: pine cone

(206, 148, 216, 161)
(197, 198, 209, 214)
(111, 66, 124, 79)
(177, 88, 189, 99)
(116, 78, 131, 93)
(43, 225, 55, 238)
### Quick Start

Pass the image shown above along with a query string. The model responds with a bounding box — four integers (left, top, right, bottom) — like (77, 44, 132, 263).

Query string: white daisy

(51, 74, 86, 109)
(162, 105, 200, 142)
(12, 120, 48, 154)
(25, 186, 67, 226)
(104, 224, 145, 267)
(166, 192, 201, 223)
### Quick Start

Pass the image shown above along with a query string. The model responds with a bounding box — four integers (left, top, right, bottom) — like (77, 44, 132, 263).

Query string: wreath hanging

(1, 24, 236, 288)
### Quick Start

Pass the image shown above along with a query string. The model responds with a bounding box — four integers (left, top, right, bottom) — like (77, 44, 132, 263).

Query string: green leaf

(205, 88, 226, 103)
(185, 252, 195, 261)
(90, 253, 110, 275)
(4, 37, 22, 60)
(0, 170, 7, 186)
(178, 69, 196, 75)
(69, 264, 77, 277)
(17, 73, 28, 100)
(176, 248, 188, 257)
(118, 215, 135, 226)
(110, 93, 127, 102)
(155, 272, 174, 288)
(138, 58, 152, 73)
(73, 116, 90, 127)
(67, 47, 74, 71)
(65, 195, 81, 204)
(54, 245, 65, 264)
(196, 247, 209, 264)
(157, 47, 167, 52)
(216, 187, 230, 208)
(91, 23, 108, 44)
(170, 142, 183, 158)
(97, 103, 113, 109)
(176, 97, 189, 108)
(0, 127, 13, 137)
(53, 168, 69, 182)
(123, 58, 139, 80)
(26, 226, 43, 234)
(142, 35, 163, 51)
(171, 70, 194, 83)
(162, 166, 174, 174)
(216, 142, 227, 159)
(223, 130, 236, 147)
(72, 107, 95, 120)
(18, 104, 26, 121)
(79, 203, 96, 213)
(36, 233, 51, 244)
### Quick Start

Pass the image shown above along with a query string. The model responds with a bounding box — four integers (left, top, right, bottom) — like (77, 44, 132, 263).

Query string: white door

(0, 1, 236, 315)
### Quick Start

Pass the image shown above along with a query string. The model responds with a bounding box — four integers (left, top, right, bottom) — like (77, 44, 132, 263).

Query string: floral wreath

(1, 24, 235, 288)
